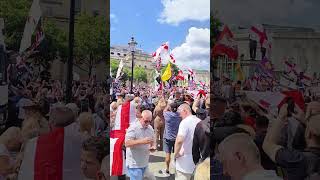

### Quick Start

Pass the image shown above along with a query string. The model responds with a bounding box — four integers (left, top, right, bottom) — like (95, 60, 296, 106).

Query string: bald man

(263, 104, 320, 180)
(174, 104, 201, 180)
(125, 110, 156, 180)
(218, 133, 281, 180)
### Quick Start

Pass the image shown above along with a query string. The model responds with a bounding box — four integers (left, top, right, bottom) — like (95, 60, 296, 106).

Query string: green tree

(161, 63, 179, 77)
(74, 13, 108, 77)
(110, 59, 131, 82)
(211, 13, 223, 48)
(0, 0, 68, 69)
(211, 13, 222, 71)
(110, 59, 119, 76)
(0, 0, 31, 51)
(134, 66, 147, 83)
(33, 20, 68, 69)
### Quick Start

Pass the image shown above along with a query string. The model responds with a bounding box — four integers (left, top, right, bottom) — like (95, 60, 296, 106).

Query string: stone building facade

(216, 24, 320, 79)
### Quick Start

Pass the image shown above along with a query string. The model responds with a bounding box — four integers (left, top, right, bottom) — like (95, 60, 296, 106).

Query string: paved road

(110, 151, 175, 180)
(149, 151, 175, 180)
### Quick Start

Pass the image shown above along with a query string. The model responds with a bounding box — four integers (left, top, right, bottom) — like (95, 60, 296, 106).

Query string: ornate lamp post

(128, 37, 137, 94)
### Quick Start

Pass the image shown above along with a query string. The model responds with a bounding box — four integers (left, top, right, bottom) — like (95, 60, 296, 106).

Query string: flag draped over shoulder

(18, 125, 83, 180)
(161, 63, 172, 81)
(110, 101, 136, 176)
(20, 0, 42, 53)
(213, 25, 238, 60)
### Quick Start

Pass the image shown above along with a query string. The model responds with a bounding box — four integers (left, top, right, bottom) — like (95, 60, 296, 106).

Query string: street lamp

(128, 37, 137, 94)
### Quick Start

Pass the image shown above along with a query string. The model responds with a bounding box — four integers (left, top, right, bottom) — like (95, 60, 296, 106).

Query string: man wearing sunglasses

(125, 110, 156, 180)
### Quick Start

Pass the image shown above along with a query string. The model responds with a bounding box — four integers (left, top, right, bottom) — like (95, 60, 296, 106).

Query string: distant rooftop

(111, 45, 150, 55)
(233, 24, 316, 34)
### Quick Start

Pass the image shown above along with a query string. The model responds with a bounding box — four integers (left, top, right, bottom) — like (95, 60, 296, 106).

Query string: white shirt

(175, 115, 201, 174)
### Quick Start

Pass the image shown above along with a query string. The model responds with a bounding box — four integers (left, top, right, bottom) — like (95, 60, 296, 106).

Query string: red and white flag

(19, 0, 42, 53)
(250, 24, 269, 48)
(169, 54, 176, 64)
(188, 68, 194, 76)
(284, 60, 312, 83)
(30, 27, 45, 51)
(18, 124, 84, 180)
(213, 25, 238, 60)
(175, 70, 184, 81)
(245, 90, 305, 115)
(152, 42, 170, 61)
(199, 81, 206, 87)
(110, 101, 136, 176)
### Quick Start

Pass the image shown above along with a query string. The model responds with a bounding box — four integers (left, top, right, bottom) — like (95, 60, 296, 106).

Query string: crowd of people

(110, 84, 211, 180)
(110, 72, 320, 180)
(0, 62, 109, 180)
(209, 76, 320, 180)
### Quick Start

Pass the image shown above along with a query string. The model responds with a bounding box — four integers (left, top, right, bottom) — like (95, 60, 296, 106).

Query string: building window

(144, 65, 147, 68)
(124, 54, 126, 56)
(75, 0, 81, 13)
(111, 52, 114, 55)
(117, 53, 121, 56)
(93, 10, 99, 17)
(46, 7, 53, 16)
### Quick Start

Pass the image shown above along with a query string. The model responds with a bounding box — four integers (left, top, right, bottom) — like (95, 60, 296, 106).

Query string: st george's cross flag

(18, 124, 84, 180)
(110, 101, 136, 176)
(152, 42, 170, 61)
(169, 54, 176, 64)
(213, 25, 238, 60)
(245, 90, 305, 116)
(20, 0, 42, 53)
(176, 70, 184, 81)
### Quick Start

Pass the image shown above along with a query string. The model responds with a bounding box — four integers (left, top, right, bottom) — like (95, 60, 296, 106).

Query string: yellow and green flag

(161, 62, 172, 81)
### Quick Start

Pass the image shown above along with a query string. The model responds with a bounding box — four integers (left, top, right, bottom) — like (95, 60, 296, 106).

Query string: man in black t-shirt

(263, 104, 320, 180)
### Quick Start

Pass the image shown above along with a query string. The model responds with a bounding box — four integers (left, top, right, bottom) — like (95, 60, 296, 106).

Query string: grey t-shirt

(125, 121, 155, 168)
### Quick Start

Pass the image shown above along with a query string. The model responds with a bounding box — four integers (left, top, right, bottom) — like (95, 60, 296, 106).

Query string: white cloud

(158, 0, 210, 25)
(213, 0, 312, 26)
(110, 13, 118, 23)
(169, 27, 210, 70)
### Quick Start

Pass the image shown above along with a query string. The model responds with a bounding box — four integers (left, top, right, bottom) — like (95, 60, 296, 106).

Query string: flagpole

(66, 0, 75, 103)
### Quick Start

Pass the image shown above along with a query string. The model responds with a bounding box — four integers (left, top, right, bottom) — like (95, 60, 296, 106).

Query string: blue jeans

(127, 166, 147, 180)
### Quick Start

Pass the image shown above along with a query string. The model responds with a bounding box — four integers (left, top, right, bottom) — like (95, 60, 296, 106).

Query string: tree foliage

(33, 20, 68, 68)
(110, 59, 148, 83)
(0, 0, 68, 69)
(161, 62, 179, 76)
(134, 66, 147, 83)
(74, 13, 108, 76)
(210, 13, 223, 48)
(0, 0, 31, 51)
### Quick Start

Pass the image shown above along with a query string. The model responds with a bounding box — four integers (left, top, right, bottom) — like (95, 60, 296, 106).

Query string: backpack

(303, 148, 320, 180)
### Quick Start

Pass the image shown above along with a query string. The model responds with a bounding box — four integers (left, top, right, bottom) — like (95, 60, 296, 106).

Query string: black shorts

(163, 138, 175, 153)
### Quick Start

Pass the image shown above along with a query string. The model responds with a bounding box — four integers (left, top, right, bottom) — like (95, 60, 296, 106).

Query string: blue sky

(110, 0, 210, 70)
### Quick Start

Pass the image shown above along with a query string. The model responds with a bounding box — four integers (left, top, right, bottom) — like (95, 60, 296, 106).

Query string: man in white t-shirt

(174, 104, 201, 180)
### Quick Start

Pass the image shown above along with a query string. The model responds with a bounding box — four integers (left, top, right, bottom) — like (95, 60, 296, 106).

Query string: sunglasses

(144, 120, 151, 124)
